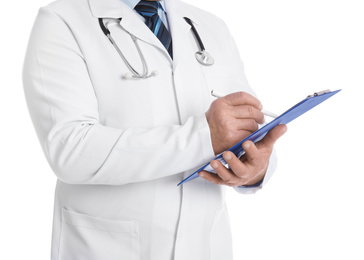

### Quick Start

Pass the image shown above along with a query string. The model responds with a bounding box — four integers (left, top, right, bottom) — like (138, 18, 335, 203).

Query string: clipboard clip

(307, 89, 331, 98)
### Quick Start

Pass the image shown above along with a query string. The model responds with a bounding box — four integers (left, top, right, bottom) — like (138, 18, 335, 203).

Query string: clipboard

(178, 89, 341, 186)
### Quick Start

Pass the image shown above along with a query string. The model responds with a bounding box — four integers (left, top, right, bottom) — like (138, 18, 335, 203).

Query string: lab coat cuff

(234, 179, 264, 194)
(197, 113, 215, 163)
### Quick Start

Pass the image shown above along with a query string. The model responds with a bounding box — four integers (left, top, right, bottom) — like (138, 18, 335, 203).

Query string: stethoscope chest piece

(183, 17, 215, 66)
(195, 50, 214, 66)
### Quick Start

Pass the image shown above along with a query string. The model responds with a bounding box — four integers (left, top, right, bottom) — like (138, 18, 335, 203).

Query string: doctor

(23, 0, 286, 259)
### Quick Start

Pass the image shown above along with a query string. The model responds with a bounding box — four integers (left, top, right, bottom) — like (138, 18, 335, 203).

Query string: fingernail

(244, 142, 251, 149)
(225, 153, 232, 160)
(283, 125, 288, 133)
(199, 172, 204, 177)
(211, 162, 218, 169)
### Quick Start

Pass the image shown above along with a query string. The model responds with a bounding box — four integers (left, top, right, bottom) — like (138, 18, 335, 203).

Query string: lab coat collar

(88, 0, 199, 65)
(89, 0, 125, 19)
(119, 0, 140, 10)
(88, 0, 198, 22)
(118, 0, 167, 12)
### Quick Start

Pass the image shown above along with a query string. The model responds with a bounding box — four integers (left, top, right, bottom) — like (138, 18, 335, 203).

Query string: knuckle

(224, 126, 237, 142)
(223, 119, 232, 130)
(217, 179, 225, 185)
(211, 98, 220, 106)
(209, 100, 219, 113)
(239, 91, 247, 101)
(213, 98, 225, 109)
(226, 180, 237, 187)
(224, 120, 237, 133)
(258, 111, 265, 122)
(247, 105, 254, 117)
(237, 170, 250, 179)
(250, 156, 260, 165)
(252, 120, 259, 131)
(246, 119, 258, 131)
(236, 171, 246, 178)
(231, 132, 240, 144)
(224, 177, 232, 184)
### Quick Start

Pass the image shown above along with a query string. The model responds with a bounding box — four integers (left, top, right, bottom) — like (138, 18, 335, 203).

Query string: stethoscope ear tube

(98, 18, 110, 36)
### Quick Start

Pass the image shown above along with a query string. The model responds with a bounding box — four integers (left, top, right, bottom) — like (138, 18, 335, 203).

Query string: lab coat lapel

(119, 11, 172, 60)
(89, 0, 124, 18)
(165, 0, 210, 124)
(165, 0, 194, 69)
(89, 0, 171, 60)
(89, 0, 209, 124)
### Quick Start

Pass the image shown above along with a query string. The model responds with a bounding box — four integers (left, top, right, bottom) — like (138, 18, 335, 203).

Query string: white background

(0, 0, 363, 259)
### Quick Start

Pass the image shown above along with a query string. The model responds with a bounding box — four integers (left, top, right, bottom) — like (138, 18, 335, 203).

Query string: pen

(211, 90, 278, 119)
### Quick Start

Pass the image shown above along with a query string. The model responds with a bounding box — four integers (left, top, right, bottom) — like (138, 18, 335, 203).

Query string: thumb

(257, 124, 287, 150)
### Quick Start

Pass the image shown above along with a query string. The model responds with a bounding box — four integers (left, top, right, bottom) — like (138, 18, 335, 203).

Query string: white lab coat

(23, 0, 277, 259)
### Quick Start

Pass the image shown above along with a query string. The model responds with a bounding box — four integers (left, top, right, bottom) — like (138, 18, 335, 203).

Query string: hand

(199, 124, 287, 187)
(205, 92, 265, 155)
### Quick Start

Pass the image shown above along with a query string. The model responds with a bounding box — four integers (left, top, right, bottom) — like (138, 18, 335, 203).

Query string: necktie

(135, 0, 173, 59)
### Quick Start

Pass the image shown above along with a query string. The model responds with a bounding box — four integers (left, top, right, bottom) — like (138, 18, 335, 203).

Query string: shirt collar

(120, 0, 166, 12)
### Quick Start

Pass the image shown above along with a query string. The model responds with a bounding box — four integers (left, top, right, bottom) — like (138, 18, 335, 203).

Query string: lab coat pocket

(59, 208, 140, 260)
(210, 204, 233, 260)
(201, 66, 244, 103)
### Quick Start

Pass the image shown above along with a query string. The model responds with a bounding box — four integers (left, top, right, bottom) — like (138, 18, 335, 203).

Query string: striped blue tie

(135, 0, 173, 59)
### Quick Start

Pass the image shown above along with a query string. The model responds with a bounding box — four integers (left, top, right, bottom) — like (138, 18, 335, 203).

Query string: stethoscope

(99, 17, 214, 79)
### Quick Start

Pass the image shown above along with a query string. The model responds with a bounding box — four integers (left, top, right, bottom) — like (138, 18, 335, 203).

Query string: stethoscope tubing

(99, 16, 214, 79)
(183, 17, 205, 52)
(99, 18, 149, 79)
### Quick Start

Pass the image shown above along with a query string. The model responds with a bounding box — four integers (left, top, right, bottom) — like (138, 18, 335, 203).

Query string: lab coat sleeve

(217, 19, 279, 194)
(22, 8, 215, 185)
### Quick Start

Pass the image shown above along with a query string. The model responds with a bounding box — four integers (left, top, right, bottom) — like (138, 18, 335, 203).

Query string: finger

(232, 105, 265, 124)
(242, 140, 261, 164)
(199, 170, 225, 185)
(223, 151, 249, 178)
(235, 119, 259, 132)
(256, 124, 287, 150)
(211, 160, 241, 184)
(223, 92, 263, 110)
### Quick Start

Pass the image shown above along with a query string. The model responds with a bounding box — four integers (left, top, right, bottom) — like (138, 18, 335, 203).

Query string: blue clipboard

(178, 89, 341, 186)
